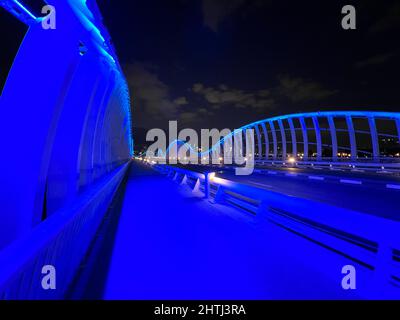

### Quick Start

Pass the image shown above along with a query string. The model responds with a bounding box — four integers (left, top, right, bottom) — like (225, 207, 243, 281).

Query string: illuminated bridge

(228, 111, 400, 164)
(0, 1, 399, 300)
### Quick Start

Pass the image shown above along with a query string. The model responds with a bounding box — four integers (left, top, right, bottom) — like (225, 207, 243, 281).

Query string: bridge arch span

(215, 111, 400, 165)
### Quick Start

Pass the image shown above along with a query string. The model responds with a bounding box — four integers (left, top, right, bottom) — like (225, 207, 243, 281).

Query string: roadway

(253, 163, 400, 184)
(173, 164, 400, 221)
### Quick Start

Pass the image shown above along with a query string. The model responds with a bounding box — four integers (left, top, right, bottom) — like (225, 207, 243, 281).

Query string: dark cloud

(125, 64, 215, 127)
(192, 75, 335, 111)
(125, 63, 178, 121)
(173, 96, 189, 105)
(277, 75, 337, 103)
(355, 52, 396, 69)
(126, 62, 337, 129)
(201, 0, 246, 32)
(179, 112, 198, 124)
(193, 83, 205, 93)
(179, 108, 215, 126)
(201, 0, 271, 32)
(191, 83, 276, 111)
(368, 3, 400, 34)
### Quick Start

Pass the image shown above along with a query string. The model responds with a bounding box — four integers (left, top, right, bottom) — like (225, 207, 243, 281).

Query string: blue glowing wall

(0, 0, 132, 248)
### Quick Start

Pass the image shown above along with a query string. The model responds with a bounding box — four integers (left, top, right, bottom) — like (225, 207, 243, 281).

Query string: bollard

(204, 173, 210, 199)
(204, 172, 215, 199)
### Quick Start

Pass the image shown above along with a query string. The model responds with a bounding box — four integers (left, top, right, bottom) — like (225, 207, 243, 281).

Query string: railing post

(299, 117, 308, 161)
(312, 116, 322, 161)
(396, 118, 400, 147)
(180, 174, 187, 185)
(368, 116, 380, 162)
(261, 122, 269, 159)
(278, 119, 287, 160)
(204, 172, 210, 199)
(214, 185, 225, 203)
(328, 116, 338, 162)
(288, 118, 297, 158)
(269, 121, 278, 160)
(192, 178, 200, 193)
(346, 116, 357, 161)
(255, 125, 263, 160)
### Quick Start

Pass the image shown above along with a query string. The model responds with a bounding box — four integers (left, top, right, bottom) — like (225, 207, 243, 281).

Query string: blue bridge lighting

(0, 0, 399, 302)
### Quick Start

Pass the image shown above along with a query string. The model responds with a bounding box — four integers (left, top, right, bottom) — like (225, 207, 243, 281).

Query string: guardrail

(154, 164, 212, 197)
(0, 162, 130, 299)
(144, 156, 400, 175)
(254, 159, 400, 173)
(153, 163, 400, 297)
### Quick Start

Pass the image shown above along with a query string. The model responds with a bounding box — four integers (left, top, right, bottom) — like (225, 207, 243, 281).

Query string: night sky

(96, 0, 400, 135)
(1, 1, 400, 135)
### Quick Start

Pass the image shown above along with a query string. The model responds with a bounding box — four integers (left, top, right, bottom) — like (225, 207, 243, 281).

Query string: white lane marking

(267, 171, 278, 175)
(247, 181, 274, 188)
(308, 175, 325, 181)
(386, 184, 400, 190)
(340, 179, 362, 185)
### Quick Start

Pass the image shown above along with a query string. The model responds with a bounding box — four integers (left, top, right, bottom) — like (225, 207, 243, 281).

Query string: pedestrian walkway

(103, 162, 360, 299)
